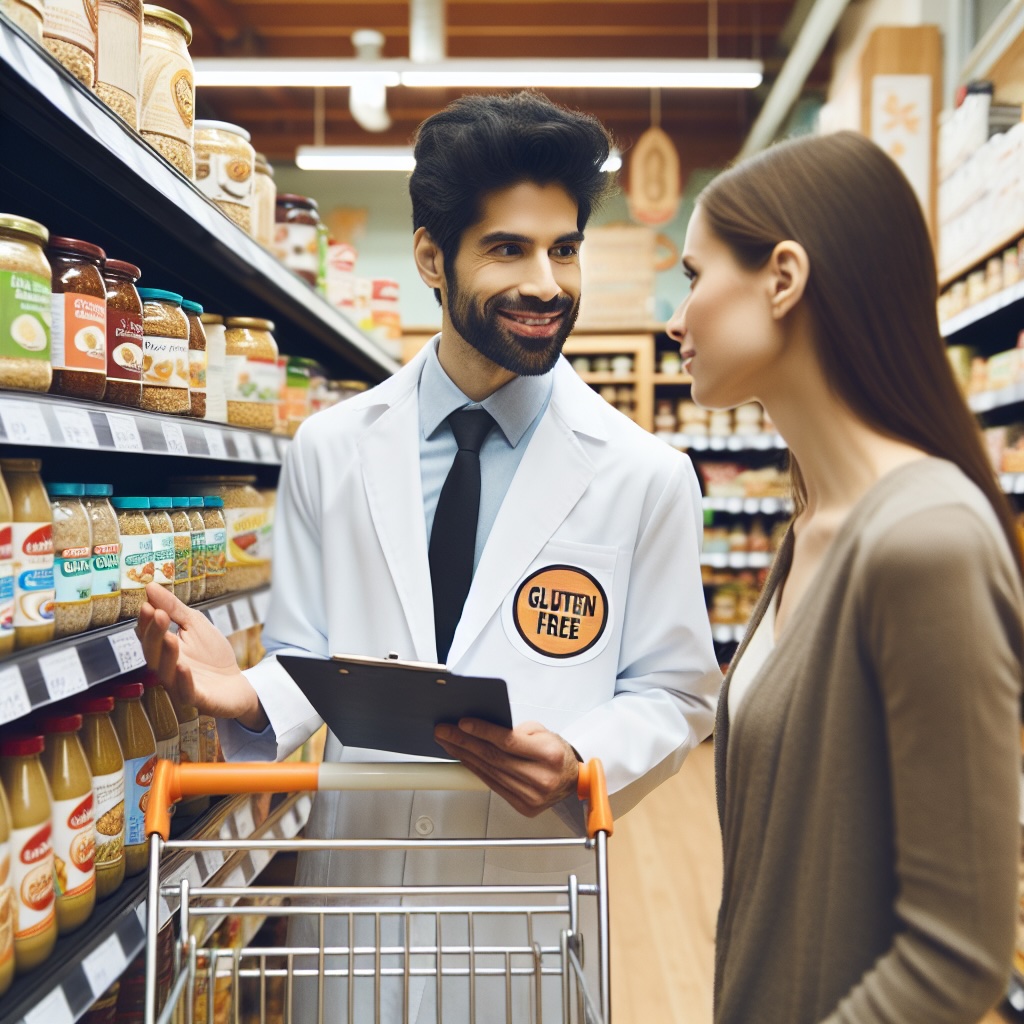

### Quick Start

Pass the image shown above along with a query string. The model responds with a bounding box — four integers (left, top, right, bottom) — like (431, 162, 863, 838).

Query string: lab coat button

(414, 816, 434, 836)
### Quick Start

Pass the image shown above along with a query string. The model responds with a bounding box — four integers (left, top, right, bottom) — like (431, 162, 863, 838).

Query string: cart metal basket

(143, 759, 614, 1024)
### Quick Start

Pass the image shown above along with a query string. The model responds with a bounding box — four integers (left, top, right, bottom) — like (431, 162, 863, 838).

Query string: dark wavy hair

(699, 130, 1022, 572)
(410, 91, 615, 304)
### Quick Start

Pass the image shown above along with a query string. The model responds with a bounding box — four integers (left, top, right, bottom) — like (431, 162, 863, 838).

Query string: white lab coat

(219, 342, 720, 1021)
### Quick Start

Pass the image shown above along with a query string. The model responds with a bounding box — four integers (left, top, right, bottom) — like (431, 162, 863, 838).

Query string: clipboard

(277, 654, 513, 759)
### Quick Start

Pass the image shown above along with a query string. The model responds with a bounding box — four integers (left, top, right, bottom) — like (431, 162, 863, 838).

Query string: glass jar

(199, 312, 227, 423)
(252, 153, 275, 247)
(142, 672, 179, 766)
(137, 287, 189, 414)
(109, 681, 156, 878)
(200, 496, 226, 598)
(257, 486, 276, 585)
(187, 497, 205, 603)
(223, 317, 279, 431)
(2, 459, 54, 650)
(172, 695, 207, 815)
(169, 497, 191, 605)
(0, 215, 52, 394)
(272, 194, 320, 285)
(1, 0, 44, 44)
(218, 477, 266, 592)
(0, 778, 13, 996)
(102, 259, 144, 408)
(96, 0, 142, 128)
(0, 467, 14, 657)
(111, 497, 151, 620)
(181, 299, 206, 419)
(283, 356, 317, 436)
(42, 0, 96, 88)
(140, 5, 194, 178)
(47, 236, 107, 401)
(194, 120, 255, 233)
(47, 482, 93, 639)
(145, 497, 175, 594)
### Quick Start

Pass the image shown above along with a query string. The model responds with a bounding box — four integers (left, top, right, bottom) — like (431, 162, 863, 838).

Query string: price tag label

(0, 400, 51, 446)
(39, 647, 88, 701)
(231, 598, 255, 632)
(203, 428, 228, 459)
(252, 590, 271, 623)
(54, 406, 99, 448)
(107, 412, 143, 452)
(0, 664, 30, 725)
(109, 630, 146, 673)
(254, 434, 277, 463)
(84, 933, 127, 998)
(24, 987, 74, 1024)
(232, 432, 256, 462)
(209, 604, 234, 636)
(161, 421, 188, 456)
(199, 848, 225, 878)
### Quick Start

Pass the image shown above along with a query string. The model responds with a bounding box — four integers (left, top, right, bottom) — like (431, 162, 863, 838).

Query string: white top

(728, 594, 777, 720)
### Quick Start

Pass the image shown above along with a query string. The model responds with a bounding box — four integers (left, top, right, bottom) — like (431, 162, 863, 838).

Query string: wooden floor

(607, 740, 1016, 1024)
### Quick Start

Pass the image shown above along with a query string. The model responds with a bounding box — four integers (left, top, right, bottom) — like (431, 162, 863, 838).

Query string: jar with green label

(187, 497, 206, 603)
(201, 496, 226, 598)
(145, 498, 175, 595)
(47, 483, 93, 639)
(0, 215, 52, 393)
(83, 484, 121, 626)
(111, 497, 152, 620)
(169, 497, 192, 605)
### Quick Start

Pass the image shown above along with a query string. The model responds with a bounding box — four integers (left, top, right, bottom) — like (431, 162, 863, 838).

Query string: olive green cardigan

(714, 458, 1023, 1023)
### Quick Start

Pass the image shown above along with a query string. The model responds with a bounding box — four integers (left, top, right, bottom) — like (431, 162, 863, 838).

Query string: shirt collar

(419, 336, 553, 448)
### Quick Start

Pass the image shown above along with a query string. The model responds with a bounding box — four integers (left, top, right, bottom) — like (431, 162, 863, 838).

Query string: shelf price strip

(38, 646, 88, 701)
(82, 933, 128, 999)
(0, 664, 30, 726)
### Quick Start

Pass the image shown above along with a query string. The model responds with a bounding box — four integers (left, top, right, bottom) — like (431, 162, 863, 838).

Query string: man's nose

(518, 257, 561, 302)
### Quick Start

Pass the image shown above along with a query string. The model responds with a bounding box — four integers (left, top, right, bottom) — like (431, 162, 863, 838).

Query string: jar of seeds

(96, 0, 143, 128)
(47, 482, 93, 639)
(252, 153, 275, 247)
(111, 497, 152, 620)
(42, 0, 97, 88)
(219, 477, 265, 592)
(145, 497, 174, 595)
(186, 497, 205, 603)
(194, 120, 254, 233)
(48, 236, 107, 401)
(137, 288, 189, 414)
(140, 5, 194, 178)
(168, 497, 191, 605)
(224, 317, 279, 431)
(0, 215, 52, 393)
(199, 312, 227, 423)
(102, 259, 143, 408)
(1, 0, 44, 44)
(200, 495, 225, 598)
(181, 299, 206, 418)
(83, 484, 121, 626)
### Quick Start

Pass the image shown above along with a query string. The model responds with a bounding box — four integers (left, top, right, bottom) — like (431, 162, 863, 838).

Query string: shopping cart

(142, 758, 614, 1024)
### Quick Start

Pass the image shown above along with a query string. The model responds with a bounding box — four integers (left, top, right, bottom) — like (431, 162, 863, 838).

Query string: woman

(667, 130, 1023, 1023)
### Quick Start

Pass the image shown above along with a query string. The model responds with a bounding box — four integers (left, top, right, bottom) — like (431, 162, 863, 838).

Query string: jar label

(142, 334, 188, 388)
(149, 531, 175, 587)
(0, 837, 12, 969)
(156, 735, 179, 765)
(140, 29, 193, 143)
(92, 540, 121, 597)
(189, 347, 207, 393)
(272, 222, 318, 278)
(43, 0, 97, 55)
(226, 355, 280, 404)
(195, 151, 253, 208)
(0, 523, 13, 644)
(204, 527, 226, 578)
(123, 753, 156, 847)
(12, 522, 54, 629)
(51, 292, 106, 372)
(225, 507, 267, 568)
(106, 311, 143, 383)
(55, 545, 93, 606)
(120, 533, 154, 590)
(9, 821, 55, 940)
(0, 270, 51, 362)
(190, 530, 205, 580)
(51, 792, 96, 900)
(173, 530, 191, 585)
(91, 767, 124, 870)
(178, 716, 199, 765)
(97, 2, 140, 98)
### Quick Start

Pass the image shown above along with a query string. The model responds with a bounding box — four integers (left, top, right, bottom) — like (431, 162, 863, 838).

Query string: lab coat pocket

(502, 539, 618, 668)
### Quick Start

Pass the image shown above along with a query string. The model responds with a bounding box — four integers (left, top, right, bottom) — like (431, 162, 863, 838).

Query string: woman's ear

(768, 240, 810, 320)
(414, 228, 445, 291)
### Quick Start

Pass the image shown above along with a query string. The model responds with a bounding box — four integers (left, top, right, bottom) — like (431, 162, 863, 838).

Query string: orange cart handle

(146, 757, 615, 841)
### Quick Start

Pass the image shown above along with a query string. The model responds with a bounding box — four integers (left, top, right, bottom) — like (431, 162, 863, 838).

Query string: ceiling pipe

(410, 0, 446, 63)
(737, 0, 851, 159)
(349, 28, 391, 132)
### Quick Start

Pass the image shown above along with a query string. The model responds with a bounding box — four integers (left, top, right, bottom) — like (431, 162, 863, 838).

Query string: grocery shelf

(0, 391, 290, 464)
(579, 373, 638, 385)
(967, 381, 1024, 414)
(702, 496, 793, 515)
(1000, 472, 1024, 495)
(940, 278, 1024, 337)
(660, 432, 787, 452)
(939, 221, 1024, 289)
(652, 373, 694, 385)
(711, 623, 747, 644)
(0, 16, 398, 381)
(701, 551, 773, 570)
(0, 586, 271, 729)
(2, 790, 312, 1024)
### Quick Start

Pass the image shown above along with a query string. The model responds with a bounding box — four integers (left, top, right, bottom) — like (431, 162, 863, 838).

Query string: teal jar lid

(171, 496, 191, 507)
(137, 288, 183, 304)
(149, 497, 172, 509)
(203, 496, 224, 508)
(189, 497, 204, 508)
(111, 497, 150, 509)
(46, 483, 85, 497)
(84, 483, 113, 497)
(181, 299, 203, 315)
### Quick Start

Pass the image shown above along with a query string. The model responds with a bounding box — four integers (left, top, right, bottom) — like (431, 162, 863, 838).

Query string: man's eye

(552, 244, 579, 258)
(494, 244, 522, 257)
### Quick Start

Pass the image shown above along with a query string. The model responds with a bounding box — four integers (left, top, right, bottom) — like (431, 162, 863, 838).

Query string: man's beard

(447, 269, 580, 377)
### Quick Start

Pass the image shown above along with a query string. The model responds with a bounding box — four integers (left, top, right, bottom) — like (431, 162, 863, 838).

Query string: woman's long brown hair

(698, 130, 1023, 573)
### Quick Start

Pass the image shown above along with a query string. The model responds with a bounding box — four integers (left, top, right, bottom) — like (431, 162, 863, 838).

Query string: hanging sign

(628, 126, 682, 226)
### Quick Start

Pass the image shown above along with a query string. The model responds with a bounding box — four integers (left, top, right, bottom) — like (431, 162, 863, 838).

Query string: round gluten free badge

(513, 564, 609, 659)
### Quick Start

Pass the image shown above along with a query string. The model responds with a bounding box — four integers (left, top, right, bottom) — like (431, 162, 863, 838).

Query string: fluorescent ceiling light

(296, 146, 624, 172)
(195, 58, 762, 90)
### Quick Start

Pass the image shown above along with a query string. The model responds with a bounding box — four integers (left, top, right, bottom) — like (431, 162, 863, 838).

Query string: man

(139, 91, 719, 1021)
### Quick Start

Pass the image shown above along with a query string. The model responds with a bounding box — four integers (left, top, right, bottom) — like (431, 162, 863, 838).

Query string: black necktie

(429, 408, 496, 663)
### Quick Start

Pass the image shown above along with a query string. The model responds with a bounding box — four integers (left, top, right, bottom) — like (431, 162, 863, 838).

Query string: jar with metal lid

(42, 0, 96, 88)
(96, 0, 142, 127)
(145, 497, 175, 594)
(224, 317, 279, 431)
(1, 0, 44, 44)
(111, 496, 151, 619)
(46, 482, 93, 639)
(219, 477, 266, 592)
(83, 483, 121, 626)
(102, 259, 143, 407)
(199, 311, 226, 423)
(140, 5, 194, 178)
(47, 236, 107, 400)
(200, 495, 226, 598)
(252, 153, 275, 247)
(168, 496, 191, 605)
(0, 215, 52, 393)
(186, 496, 205, 602)
(137, 287, 189, 414)
(181, 299, 206, 418)
(194, 120, 254, 233)
(272, 194, 321, 285)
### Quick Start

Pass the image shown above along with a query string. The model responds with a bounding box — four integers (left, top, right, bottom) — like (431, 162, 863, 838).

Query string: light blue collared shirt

(419, 338, 554, 570)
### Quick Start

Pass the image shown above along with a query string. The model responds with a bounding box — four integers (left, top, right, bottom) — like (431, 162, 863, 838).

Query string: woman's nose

(666, 301, 688, 347)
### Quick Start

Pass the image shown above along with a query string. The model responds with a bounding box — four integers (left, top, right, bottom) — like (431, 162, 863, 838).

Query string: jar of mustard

(224, 317, 279, 431)
(194, 120, 255, 233)
(109, 680, 156, 877)
(0, 467, 14, 658)
(0, 215, 52, 393)
(140, 5, 194, 178)
(0, 778, 12, 996)
(142, 671, 179, 766)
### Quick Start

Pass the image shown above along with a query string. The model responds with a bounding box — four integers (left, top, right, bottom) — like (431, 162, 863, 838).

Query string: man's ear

(414, 227, 445, 292)
(767, 240, 809, 320)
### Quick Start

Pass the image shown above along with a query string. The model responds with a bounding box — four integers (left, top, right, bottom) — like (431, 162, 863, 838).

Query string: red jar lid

(47, 236, 107, 261)
(38, 713, 83, 733)
(105, 259, 141, 280)
(141, 671, 164, 689)
(110, 681, 144, 699)
(275, 193, 318, 210)
(75, 694, 115, 714)
(0, 734, 44, 756)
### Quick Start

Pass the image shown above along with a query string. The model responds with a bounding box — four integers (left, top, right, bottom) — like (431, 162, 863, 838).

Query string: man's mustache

(489, 295, 575, 317)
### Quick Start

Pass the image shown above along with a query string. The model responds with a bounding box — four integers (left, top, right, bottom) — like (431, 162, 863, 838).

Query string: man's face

(444, 181, 583, 376)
